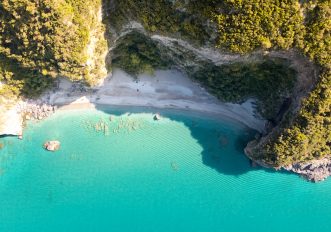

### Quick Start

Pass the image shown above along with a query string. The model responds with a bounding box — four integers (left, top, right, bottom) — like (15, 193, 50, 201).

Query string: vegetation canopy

(0, 0, 330, 167)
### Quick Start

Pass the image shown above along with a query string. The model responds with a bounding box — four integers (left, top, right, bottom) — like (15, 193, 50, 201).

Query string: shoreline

(0, 69, 266, 136)
(57, 102, 260, 131)
(54, 68, 266, 131)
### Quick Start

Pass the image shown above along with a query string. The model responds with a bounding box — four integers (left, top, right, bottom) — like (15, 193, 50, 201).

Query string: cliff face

(0, 0, 108, 92)
(107, 22, 326, 181)
(95, 0, 331, 181)
(0, 0, 330, 181)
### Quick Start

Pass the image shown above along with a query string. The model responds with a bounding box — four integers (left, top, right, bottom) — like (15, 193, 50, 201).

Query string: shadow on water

(0, 105, 293, 179)
(95, 105, 282, 177)
(0, 135, 17, 139)
(188, 124, 252, 176)
(96, 2, 283, 177)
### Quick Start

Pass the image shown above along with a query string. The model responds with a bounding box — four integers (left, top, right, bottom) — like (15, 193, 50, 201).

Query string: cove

(0, 107, 331, 232)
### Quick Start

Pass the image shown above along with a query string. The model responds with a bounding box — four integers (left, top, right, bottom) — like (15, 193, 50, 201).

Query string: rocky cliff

(0, 0, 330, 181)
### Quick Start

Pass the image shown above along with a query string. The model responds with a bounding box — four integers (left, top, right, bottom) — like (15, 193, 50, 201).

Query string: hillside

(0, 0, 330, 180)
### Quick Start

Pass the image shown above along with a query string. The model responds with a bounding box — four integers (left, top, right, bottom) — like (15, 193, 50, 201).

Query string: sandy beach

(52, 69, 265, 130)
(0, 69, 266, 136)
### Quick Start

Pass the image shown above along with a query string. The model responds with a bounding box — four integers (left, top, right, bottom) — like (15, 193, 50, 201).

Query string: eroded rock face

(245, 141, 331, 182)
(284, 158, 331, 182)
(20, 102, 56, 121)
(44, 141, 61, 152)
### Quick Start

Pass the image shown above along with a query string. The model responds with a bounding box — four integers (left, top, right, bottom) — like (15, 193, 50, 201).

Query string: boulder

(109, 115, 114, 121)
(154, 113, 161, 121)
(44, 141, 61, 151)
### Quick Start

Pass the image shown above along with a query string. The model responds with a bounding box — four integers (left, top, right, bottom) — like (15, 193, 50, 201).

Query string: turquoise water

(0, 107, 331, 232)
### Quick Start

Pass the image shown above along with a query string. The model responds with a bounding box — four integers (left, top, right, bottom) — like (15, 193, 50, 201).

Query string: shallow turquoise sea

(0, 107, 331, 232)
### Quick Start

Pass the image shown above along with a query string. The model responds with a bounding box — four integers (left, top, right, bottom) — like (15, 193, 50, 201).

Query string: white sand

(0, 105, 22, 136)
(0, 69, 266, 136)
(49, 69, 266, 132)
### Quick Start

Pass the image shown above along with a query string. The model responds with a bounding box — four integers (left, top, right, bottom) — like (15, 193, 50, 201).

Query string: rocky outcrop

(284, 159, 331, 182)
(0, 100, 57, 137)
(18, 102, 56, 121)
(44, 141, 61, 151)
(245, 140, 331, 182)
(154, 113, 161, 120)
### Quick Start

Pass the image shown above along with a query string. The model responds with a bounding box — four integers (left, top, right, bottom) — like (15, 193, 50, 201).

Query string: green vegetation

(0, 0, 330, 167)
(213, 0, 330, 67)
(0, 0, 106, 98)
(192, 59, 296, 119)
(213, 0, 330, 166)
(215, 0, 330, 166)
(213, 0, 304, 53)
(111, 32, 173, 76)
(108, 0, 330, 166)
(105, 0, 212, 44)
(0, 55, 53, 97)
(252, 69, 331, 166)
(302, 0, 331, 67)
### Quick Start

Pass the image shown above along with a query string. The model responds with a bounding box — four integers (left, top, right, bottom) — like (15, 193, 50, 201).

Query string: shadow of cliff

(1, 1, 289, 178)
(93, 105, 280, 177)
(94, 2, 283, 177)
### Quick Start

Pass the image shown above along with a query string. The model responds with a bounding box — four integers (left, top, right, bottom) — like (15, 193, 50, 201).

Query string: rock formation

(154, 114, 161, 120)
(284, 159, 331, 182)
(44, 141, 61, 152)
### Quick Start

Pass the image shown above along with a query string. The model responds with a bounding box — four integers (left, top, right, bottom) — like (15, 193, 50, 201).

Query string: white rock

(44, 141, 61, 151)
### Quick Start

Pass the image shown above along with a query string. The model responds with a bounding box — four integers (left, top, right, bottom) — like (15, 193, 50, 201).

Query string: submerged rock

(44, 141, 61, 152)
(219, 135, 228, 146)
(171, 162, 179, 171)
(109, 115, 114, 121)
(250, 160, 259, 168)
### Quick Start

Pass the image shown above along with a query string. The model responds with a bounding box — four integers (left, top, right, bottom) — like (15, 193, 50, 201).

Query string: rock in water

(109, 115, 113, 121)
(44, 141, 61, 151)
(154, 113, 161, 121)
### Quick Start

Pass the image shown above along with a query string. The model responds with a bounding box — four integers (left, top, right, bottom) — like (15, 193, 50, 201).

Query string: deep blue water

(0, 107, 331, 232)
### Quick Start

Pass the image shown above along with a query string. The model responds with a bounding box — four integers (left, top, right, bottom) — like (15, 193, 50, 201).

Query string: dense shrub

(192, 59, 296, 119)
(111, 32, 173, 76)
(0, 0, 106, 97)
(0, 0, 330, 166)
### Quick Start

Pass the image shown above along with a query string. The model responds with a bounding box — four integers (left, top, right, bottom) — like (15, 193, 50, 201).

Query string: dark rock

(154, 114, 161, 120)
